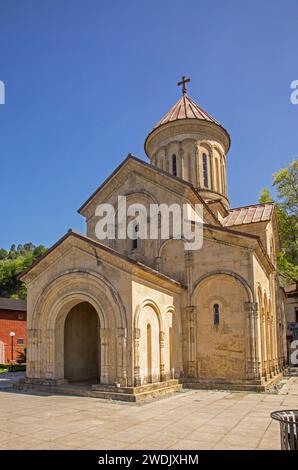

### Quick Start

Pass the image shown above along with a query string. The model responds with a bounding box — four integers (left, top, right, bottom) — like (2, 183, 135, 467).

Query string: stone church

(20, 79, 287, 399)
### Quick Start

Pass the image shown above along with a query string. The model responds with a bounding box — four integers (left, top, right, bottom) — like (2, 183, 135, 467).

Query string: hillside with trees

(0, 243, 47, 299)
(259, 158, 298, 284)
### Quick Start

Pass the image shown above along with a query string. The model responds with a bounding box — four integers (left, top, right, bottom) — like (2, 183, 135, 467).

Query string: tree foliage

(0, 243, 47, 299)
(260, 158, 298, 283)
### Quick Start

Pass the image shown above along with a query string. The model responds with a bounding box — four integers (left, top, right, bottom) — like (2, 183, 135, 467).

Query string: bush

(16, 348, 26, 364)
(0, 363, 26, 372)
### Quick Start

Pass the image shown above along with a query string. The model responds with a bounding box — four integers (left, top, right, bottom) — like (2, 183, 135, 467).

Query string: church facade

(21, 82, 287, 394)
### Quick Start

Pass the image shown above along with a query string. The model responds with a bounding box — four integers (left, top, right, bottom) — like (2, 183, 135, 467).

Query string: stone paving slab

(0, 376, 297, 450)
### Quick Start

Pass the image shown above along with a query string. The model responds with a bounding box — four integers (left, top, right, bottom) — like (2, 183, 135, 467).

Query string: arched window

(132, 223, 138, 250)
(202, 153, 209, 188)
(172, 154, 177, 176)
(213, 303, 220, 325)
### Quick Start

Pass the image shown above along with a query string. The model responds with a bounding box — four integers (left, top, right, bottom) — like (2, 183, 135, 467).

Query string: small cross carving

(177, 76, 191, 95)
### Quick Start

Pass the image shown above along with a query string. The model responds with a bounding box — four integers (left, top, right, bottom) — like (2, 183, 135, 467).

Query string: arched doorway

(64, 301, 100, 382)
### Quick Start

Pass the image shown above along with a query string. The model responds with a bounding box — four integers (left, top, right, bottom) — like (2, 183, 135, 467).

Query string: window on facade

(295, 307, 298, 323)
(18, 314, 24, 320)
(17, 338, 24, 345)
(213, 303, 220, 325)
(132, 223, 138, 250)
(202, 153, 209, 188)
(172, 154, 177, 176)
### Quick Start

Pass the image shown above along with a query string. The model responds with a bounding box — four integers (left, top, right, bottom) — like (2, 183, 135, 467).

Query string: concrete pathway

(0, 376, 297, 450)
(0, 372, 25, 389)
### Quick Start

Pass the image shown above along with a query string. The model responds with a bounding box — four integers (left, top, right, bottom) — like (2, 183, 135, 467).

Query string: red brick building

(0, 298, 27, 363)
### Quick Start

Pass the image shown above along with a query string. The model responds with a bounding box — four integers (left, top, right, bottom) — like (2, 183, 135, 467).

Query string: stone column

(186, 306, 197, 378)
(244, 302, 261, 380)
(164, 147, 169, 172)
(195, 144, 200, 187)
(185, 251, 193, 304)
(116, 328, 127, 386)
(133, 328, 141, 386)
(254, 309, 262, 380)
(26, 329, 39, 379)
(152, 152, 157, 167)
(178, 142, 184, 179)
(266, 313, 272, 376)
(270, 273, 279, 374)
(209, 151, 214, 190)
(272, 318, 278, 374)
(269, 317, 275, 376)
(262, 315, 268, 379)
(100, 328, 109, 384)
(159, 331, 166, 382)
(44, 328, 55, 381)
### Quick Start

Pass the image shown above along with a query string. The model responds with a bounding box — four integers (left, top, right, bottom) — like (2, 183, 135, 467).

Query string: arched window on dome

(172, 154, 177, 176)
(202, 153, 209, 188)
(213, 303, 220, 325)
(132, 222, 138, 250)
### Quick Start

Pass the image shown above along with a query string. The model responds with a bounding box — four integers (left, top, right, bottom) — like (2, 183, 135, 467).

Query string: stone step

(91, 379, 179, 394)
(90, 384, 179, 401)
(134, 383, 182, 403)
(182, 382, 265, 392)
(180, 372, 284, 393)
(284, 368, 298, 377)
(14, 381, 183, 403)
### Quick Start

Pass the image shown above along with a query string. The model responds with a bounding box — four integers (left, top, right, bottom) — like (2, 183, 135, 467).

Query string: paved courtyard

(0, 374, 297, 450)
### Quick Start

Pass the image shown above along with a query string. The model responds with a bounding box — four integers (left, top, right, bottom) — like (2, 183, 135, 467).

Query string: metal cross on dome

(177, 76, 191, 95)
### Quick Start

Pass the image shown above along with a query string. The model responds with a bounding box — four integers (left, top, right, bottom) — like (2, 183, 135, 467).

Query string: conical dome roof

(153, 93, 221, 129)
(145, 92, 230, 155)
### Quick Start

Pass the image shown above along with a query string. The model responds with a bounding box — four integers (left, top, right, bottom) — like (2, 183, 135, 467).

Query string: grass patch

(0, 364, 26, 373)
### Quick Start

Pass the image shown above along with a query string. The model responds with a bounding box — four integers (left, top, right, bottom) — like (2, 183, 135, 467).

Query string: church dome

(144, 79, 231, 209)
(152, 94, 222, 129)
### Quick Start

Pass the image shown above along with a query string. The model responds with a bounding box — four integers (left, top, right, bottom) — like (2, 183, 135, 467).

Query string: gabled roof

(223, 203, 274, 227)
(78, 154, 220, 226)
(20, 227, 274, 287)
(19, 230, 184, 290)
(203, 222, 275, 273)
(153, 94, 221, 129)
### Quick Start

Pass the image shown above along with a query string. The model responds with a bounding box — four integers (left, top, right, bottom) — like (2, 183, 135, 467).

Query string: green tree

(0, 248, 8, 260)
(33, 245, 47, 257)
(259, 159, 298, 283)
(23, 242, 34, 253)
(259, 187, 273, 203)
(0, 243, 47, 299)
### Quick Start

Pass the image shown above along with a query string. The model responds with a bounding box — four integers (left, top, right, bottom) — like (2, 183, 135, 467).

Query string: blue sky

(0, 0, 297, 249)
